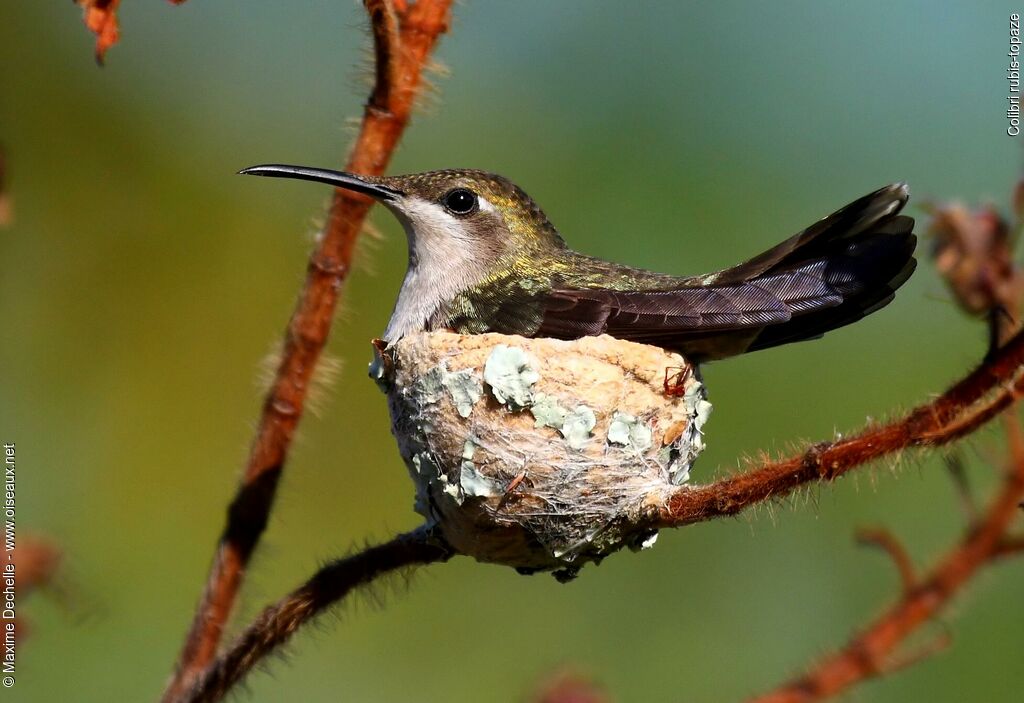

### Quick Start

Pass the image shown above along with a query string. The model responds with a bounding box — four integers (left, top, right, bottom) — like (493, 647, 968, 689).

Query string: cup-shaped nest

(372, 331, 711, 580)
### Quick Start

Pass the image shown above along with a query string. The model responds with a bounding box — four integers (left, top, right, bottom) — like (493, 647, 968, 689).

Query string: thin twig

(657, 328, 1024, 528)
(747, 409, 1024, 702)
(176, 528, 450, 703)
(750, 196, 1024, 701)
(163, 1, 452, 699)
(855, 528, 916, 595)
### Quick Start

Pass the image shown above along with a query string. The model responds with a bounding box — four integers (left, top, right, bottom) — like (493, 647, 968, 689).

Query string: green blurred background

(2, 1, 1022, 701)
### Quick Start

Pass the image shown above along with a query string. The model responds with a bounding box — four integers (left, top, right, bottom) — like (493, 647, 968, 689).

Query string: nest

(371, 331, 711, 580)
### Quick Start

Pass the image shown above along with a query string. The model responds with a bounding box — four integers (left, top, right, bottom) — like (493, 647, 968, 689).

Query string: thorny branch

(179, 528, 450, 703)
(655, 328, 1024, 527)
(746, 186, 1024, 701)
(166, 317, 1024, 703)
(658, 185, 1024, 534)
(748, 415, 1024, 703)
(162, 1, 453, 700)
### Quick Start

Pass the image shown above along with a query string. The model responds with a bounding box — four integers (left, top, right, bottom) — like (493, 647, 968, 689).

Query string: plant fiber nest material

(372, 331, 711, 580)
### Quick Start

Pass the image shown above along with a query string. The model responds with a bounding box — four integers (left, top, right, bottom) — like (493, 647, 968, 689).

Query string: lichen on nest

(372, 331, 711, 581)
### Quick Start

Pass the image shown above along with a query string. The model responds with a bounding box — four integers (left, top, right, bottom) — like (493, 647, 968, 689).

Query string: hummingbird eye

(442, 188, 478, 216)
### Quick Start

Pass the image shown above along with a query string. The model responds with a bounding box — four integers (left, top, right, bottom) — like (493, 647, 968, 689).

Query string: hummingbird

(240, 164, 917, 362)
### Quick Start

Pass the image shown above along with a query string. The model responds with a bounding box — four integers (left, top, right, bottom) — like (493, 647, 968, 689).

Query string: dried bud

(77, 0, 122, 64)
(373, 332, 711, 580)
(929, 199, 1023, 316)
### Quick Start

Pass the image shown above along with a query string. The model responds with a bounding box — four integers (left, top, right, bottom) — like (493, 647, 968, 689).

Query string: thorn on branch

(856, 527, 917, 595)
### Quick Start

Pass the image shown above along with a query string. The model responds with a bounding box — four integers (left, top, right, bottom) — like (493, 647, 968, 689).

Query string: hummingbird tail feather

(681, 183, 918, 359)
(534, 184, 917, 361)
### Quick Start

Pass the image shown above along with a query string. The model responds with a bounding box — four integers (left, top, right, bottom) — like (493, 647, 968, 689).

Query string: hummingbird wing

(532, 183, 916, 361)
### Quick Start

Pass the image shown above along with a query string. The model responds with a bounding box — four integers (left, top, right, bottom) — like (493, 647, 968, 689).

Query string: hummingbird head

(240, 163, 568, 341)
(239, 164, 565, 261)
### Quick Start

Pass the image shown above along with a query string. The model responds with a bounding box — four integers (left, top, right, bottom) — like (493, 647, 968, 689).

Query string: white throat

(382, 198, 494, 343)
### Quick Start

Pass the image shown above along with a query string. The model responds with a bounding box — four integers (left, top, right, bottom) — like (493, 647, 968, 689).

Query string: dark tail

(531, 184, 916, 361)
(674, 183, 917, 360)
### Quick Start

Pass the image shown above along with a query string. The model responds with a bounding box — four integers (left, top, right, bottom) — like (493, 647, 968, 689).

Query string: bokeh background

(2, 1, 1023, 701)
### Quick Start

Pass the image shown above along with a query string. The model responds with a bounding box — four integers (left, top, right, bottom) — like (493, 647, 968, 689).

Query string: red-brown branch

(748, 406, 1024, 703)
(657, 327, 1024, 527)
(750, 204, 1024, 701)
(175, 528, 450, 703)
(167, 326, 1023, 703)
(162, 1, 452, 699)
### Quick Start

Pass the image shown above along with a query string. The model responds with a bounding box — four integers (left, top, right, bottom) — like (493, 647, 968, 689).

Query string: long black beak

(238, 164, 402, 201)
